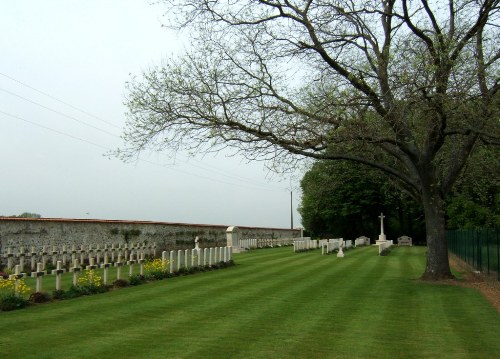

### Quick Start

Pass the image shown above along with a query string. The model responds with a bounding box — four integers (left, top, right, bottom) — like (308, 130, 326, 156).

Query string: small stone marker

(31, 262, 45, 292)
(177, 250, 182, 271)
(169, 251, 174, 274)
(203, 248, 208, 267)
(184, 249, 189, 269)
(51, 261, 65, 291)
(162, 251, 168, 269)
(41, 246, 48, 270)
(70, 259, 82, 286)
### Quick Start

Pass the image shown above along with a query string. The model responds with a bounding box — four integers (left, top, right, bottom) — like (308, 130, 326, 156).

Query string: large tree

(119, 1, 500, 280)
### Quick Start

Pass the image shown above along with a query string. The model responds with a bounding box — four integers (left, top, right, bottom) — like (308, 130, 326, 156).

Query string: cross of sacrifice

(379, 212, 385, 236)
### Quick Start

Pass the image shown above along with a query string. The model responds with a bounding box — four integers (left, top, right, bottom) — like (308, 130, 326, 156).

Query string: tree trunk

(420, 187, 454, 280)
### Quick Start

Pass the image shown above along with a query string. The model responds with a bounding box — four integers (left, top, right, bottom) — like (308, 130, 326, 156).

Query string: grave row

(293, 239, 318, 252)
(239, 238, 295, 250)
(160, 246, 232, 273)
(2, 242, 157, 272)
(6, 246, 232, 295)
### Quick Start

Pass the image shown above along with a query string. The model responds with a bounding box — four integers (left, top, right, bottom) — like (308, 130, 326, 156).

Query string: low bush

(0, 293, 29, 311)
(29, 291, 51, 303)
(129, 274, 146, 286)
(113, 279, 129, 288)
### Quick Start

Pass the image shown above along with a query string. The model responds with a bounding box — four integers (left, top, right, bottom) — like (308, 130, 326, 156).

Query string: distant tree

(446, 147, 500, 228)
(299, 160, 424, 241)
(14, 212, 42, 218)
(118, 1, 500, 280)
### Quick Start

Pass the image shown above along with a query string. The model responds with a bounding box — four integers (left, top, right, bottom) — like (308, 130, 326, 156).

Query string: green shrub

(0, 293, 29, 311)
(29, 291, 51, 303)
(52, 289, 66, 300)
(129, 275, 146, 286)
(113, 279, 129, 288)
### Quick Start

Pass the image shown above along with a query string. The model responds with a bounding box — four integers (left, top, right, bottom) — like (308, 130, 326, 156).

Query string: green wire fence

(447, 227, 499, 281)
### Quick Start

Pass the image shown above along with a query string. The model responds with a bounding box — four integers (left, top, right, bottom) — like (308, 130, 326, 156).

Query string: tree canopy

(119, 1, 500, 279)
(299, 160, 425, 241)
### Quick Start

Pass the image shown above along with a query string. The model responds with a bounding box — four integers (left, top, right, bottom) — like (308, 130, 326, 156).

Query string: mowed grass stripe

(1, 246, 499, 359)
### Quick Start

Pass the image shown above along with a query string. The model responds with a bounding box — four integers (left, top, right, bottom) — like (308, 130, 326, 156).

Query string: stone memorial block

(226, 226, 242, 252)
(397, 236, 413, 246)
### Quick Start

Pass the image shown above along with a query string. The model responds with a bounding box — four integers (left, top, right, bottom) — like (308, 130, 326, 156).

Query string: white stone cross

(18, 247, 26, 271)
(51, 260, 65, 291)
(9, 264, 26, 294)
(379, 213, 385, 235)
(5, 247, 14, 270)
(70, 259, 82, 286)
(101, 254, 111, 285)
(31, 262, 45, 292)
(138, 253, 145, 276)
(377, 213, 387, 242)
(115, 254, 124, 280)
(127, 253, 136, 276)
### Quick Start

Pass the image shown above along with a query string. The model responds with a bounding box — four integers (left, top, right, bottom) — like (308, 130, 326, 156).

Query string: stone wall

(0, 217, 299, 266)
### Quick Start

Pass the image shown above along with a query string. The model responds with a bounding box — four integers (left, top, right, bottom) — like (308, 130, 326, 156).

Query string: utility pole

(290, 190, 294, 229)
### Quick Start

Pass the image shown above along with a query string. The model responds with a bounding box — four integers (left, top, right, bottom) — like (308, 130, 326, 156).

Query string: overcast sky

(0, 0, 305, 228)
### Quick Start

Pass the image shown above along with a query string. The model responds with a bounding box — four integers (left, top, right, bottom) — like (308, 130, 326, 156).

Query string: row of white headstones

(2, 242, 157, 272)
(7, 246, 232, 294)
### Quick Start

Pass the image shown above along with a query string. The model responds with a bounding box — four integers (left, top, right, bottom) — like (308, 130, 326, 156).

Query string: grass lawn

(0, 246, 498, 359)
